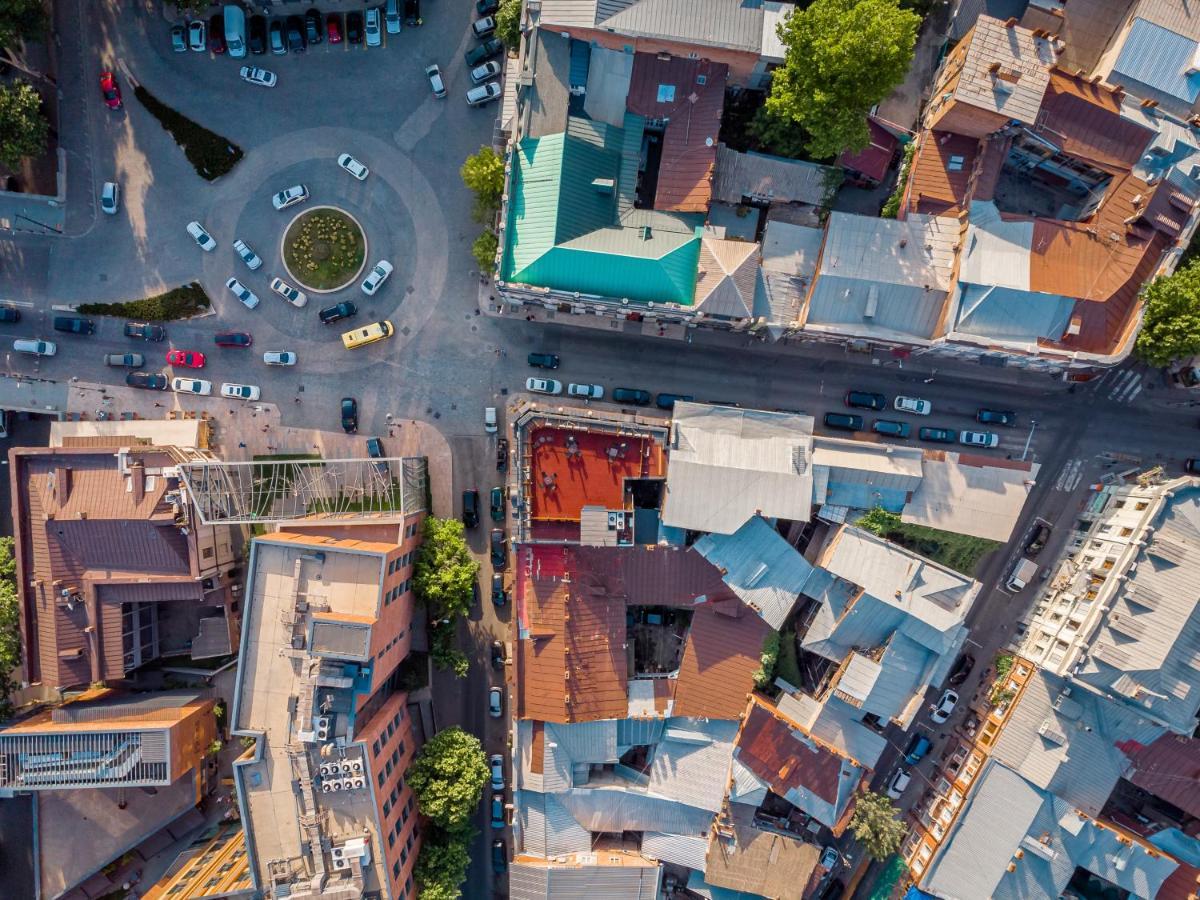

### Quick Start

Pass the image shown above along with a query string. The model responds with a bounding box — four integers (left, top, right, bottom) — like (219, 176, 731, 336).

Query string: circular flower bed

(282, 207, 367, 292)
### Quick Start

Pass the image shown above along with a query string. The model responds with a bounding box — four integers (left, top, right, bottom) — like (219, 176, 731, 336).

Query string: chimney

(131, 463, 145, 504)
(1004, 16, 1018, 27)
(54, 466, 72, 502)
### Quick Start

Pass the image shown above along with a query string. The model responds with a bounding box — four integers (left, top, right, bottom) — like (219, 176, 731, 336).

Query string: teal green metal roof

(502, 126, 702, 306)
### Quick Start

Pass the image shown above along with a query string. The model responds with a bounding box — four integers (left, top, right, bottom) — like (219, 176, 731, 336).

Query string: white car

(12, 339, 55, 356)
(233, 239, 263, 270)
(930, 688, 958, 723)
(221, 382, 261, 400)
(894, 396, 931, 415)
(263, 350, 297, 366)
(484, 406, 497, 433)
(269, 277, 307, 307)
(466, 81, 502, 107)
(365, 7, 382, 45)
(172, 376, 212, 396)
(959, 430, 999, 449)
(361, 260, 394, 296)
(526, 377, 562, 395)
(385, 0, 402, 33)
(272, 184, 309, 210)
(472, 15, 496, 37)
(567, 383, 604, 399)
(225, 277, 261, 310)
(187, 221, 216, 251)
(886, 769, 911, 800)
(426, 64, 446, 98)
(470, 60, 502, 84)
(337, 153, 369, 181)
(100, 181, 120, 215)
(239, 66, 277, 88)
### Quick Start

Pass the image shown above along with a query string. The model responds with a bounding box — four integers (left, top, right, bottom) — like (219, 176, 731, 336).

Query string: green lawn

(283, 209, 365, 290)
(857, 508, 1000, 577)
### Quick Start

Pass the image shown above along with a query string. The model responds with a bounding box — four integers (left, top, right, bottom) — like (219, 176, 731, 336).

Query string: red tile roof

(626, 54, 728, 213)
(839, 118, 901, 184)
(906, 132, 978, 217)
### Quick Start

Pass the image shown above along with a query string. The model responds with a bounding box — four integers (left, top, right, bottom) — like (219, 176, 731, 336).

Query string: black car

(824, 412, 863, 431)
(845, 390, 886, 411)
(655, 393, 693, 410)
(0, 305, 20, 323)
(496, 437, 509, 471)
(612, 387, 651, 406)
(527, 352, 559, 369)
(1025, 519, 1052, 556)
(346, 10, 364, 43)
(490, 528, 507, 569)
(491, 572, 506, 605)
(341, 397, 358, 433)
(977, 408, 1017, 426)
(918, 426, 956, 444)
(208, 12, 226, 52)
(465, 36, 502, 65)
(124, 321, 165, 341)
(490, 486, 505, 522)
(492, 839, 507, 875)
(126, 371, 169, 391)
(248, 15, 267, 54)
(214, 332, 253, 348)
(285, 15, 306, 51)
(476, 0, 499, 13)
(462, 490, 480, 528)
(491, 640, 504, 669)
(405, 0, 420, 26)
(872, 419, 911, 438)
(947, 654, 975, 687)
(304, 8, 323, 43)
(53, 315, 95, 335)
(319, 301, 358, 324)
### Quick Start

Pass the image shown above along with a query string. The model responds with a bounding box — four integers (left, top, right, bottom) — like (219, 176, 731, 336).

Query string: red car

(326, 12, 342, 43)
(99, 71, 122, 110)
(166, 349, 206, 368)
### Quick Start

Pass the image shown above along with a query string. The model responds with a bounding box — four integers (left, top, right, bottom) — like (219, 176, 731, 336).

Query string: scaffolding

(177, 457, 428, 525)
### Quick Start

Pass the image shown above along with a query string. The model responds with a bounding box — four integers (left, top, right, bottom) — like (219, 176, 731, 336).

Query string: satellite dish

(705, 137, 714, 147)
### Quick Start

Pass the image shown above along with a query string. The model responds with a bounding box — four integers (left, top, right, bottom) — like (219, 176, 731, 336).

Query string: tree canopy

(407, 726, 489, 832)
(460, 146, 506, 222)
(849, 790, 907, 859)
(414, 828, 474, 900)
(1135, 261, 1200, 367)
(495, 0, 521, 47)
(0, 536, 22, 722)
(0, 80, 48, 170)
(413, 517, 479, 622)
(765, 0, 920, 159)
(0, 0, 47, 49)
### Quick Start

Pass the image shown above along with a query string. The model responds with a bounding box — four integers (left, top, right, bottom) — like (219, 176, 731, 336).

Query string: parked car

(872, 419, 911, 438)
(526, 377, 562, 395)
(903, 734, 932, 765)
(364, 7, 381, 45)
(239, 65, 276, 87)
(959, 430, 999, 448)
(894, 395, 931, 415)
(492, 839, 507, 874)
(233, 238, 263, 269)
(567, 383, 603, 399)
(977, 408, 1016, 426)
(490, 794, 505, 829)
(490, 753, 505, 790)
(465, 36, 503, 65)
(1025, 519, 1052, 556)
(425, 64, 446, 98)
(947, 654, 975, 687)
(484, 406, 498, 434)
(490, 486, 505, 522)
(477, 0, 499, 13)
(612, 387, 651, 405)
(13, 339, 55, 356)
(319, 301, 357, 324)
(100, 181, 120, 215)
(208, 13, 226, 52)
(53, 316, 95, 335)
(104, 353, 144, 368)
(490, 642, 505, 671)
(221, 382, 261, 400)
(304, 7, 323, 44)
(171, 24, 187, 52)
(930, 688, 958, 723)
(225, 278, 261, 310)
(125, 322, 165, 342)
(214, 332, 253, 348)
(470, 60, 502, 83)
(462, 489, 480, 528)
(341, 397, 358, 433)
(0, 305, 19, 323)
(99, 71, 122, 109)
(346, 10, 364, 43)
(187, 221, 216, 251)
(490, 528, 507, 568)
(488, 686, 503, 717)
(248, 15, 267, 53)
(655, 393, 694, 410)
(527, 352, 559, 369)
(337, 153, 369, 180)
(472, 15, 496, 37)
(325, 12, 342, 43)
(265, 278, 304, 308)
(166, 349, 206, 368)
(361, 260, 393, 295)
(272, 184, 309, 210)
(263, 350, 296, 366)
(886, 769, 911, 800)
(918, 426, 956, 444)
(171, 376, 212, 395)
(269, 18, 286, 54)
(466, 81, 502, 106)
(819, 847, 839, 871)
(385, 0, 402, 33)
(845, 390, 886, 411)
(404, 0, 420, 26)
(186, 19, 205, 51)
(126, 371, 168, 390)
(824, 412, 863, 431)
(496, 437, 508, 471)
(285, 14, 305, 51)
(491, 572, 507, 606)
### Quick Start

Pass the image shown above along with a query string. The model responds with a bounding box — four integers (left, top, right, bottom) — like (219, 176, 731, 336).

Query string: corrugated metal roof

(598, 0, 767, 52)
(517, 791, 595, 857)
(960, 212, 1033, 290)
(647, 718, 739, 812)
(776, 693, 888, 769)
(510, 859, 662, 900)
(673, 598, 772, 720)
(952, 283, 1076, 344)
(952, 16, 1055, 126)
(539, 0, 600, 27)
(557, 787, 714, 835)
(584, 48, 635, 128)
(1126, 734, 1200, 820)
(695, 238, 758, 319)
(713, 144, 832, 207)
(642, 831, 709, 870)
(903, 451, 1040, 542)
(1036, 73, 1155, 172)
(759, 219, 822, 327)
(907, 132, 978, 217)
(1113, 18, 1200, 107)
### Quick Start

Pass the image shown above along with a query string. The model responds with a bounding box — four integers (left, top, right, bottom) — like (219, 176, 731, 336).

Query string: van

(341, 320, 394, 350)
(1005, 557, 1038, 593)
(224, 3, 247, 58)
(13, 339, 55, 356)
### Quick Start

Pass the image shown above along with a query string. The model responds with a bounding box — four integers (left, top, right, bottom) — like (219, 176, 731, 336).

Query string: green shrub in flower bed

(283, 208, 366, 291)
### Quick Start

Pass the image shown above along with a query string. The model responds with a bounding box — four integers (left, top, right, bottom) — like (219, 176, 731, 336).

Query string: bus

(342, 320, 394, 350)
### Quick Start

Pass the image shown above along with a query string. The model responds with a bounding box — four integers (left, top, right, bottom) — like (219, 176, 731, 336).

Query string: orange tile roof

(906, 132, 978, 217)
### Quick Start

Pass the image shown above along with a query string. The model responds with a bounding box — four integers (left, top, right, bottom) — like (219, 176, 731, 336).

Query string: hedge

(77, 282, 211, 320)
(134, 85, 243, 181)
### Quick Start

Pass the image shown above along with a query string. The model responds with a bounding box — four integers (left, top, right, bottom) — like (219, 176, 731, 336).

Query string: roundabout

(281, 206, 368, 293)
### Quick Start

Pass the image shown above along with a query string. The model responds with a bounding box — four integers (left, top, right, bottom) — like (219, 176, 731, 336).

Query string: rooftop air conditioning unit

(340, 760, 354, 775)
(316, 724, 330, 741)
(352, 777, 365, 789)
(332, 856, 351, 872)
(322, 781, 336, 793)
(320, 762, 336, 777)
(350, 760, 363, 775)
(331, 846, 346, 861)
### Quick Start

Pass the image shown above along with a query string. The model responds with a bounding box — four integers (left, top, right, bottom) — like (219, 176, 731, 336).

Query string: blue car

(904, 735, 932, 766)
(491, 793, 505, 829)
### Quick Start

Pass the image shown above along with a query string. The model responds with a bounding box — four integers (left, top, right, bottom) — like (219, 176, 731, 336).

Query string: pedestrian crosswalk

(1053, 457, 1085, 492)
(1096, 369, 1144, 404)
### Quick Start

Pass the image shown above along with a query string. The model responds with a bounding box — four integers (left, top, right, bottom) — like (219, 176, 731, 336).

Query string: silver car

(365, 7, 382, 45)
(233, 238, 263, 270)
(426, 64, 446, 98)
(239, 66, 277, 88)
(270, 277, 307, 308)
(225, 277, 261, 310)
(187, 221, 216, 251)
(271, 184, 309, 210)
(385, 0, 402, 33)
(466, 81, 502, 107)
(470, 60, 501, 84)
(100, 181, 120, 215)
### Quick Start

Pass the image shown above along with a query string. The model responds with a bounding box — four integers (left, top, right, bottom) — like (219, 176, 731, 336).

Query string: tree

(495, 0, 521, 48)
(472, 229, 499, 273)
(0, 537, 21, 722)
(415, 827, 474, 898)
(856, 507, 902, 537)
(752, 630, 780, 690)
(765, 0, 919, 159)
(460, 146, 506, 222)
(0, 0, 47, 49)
(413, 518, 479, 622)
(408, 726, 490, 831)
(0, 80, 48, 170)
(431, 626, 470, 678)
(1135, 261, 1200, 367)
(849, 791, 907, 859)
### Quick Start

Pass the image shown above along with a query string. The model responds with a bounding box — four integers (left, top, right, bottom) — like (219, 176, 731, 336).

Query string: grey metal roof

(758, 219, 823, 329)
(693, 516, 814, 629)
(557, 787, 714, 836)
(510, 860, 662, 899)
(526, 30, 575, 138)
(775, 693, 888, 769)
(597, 0, 767, 52)
(1112, 17, 1200, 108)
(518, 790, 596, 858)
(712, 144, 833, 207)
(539, 0, 601, 27)
(647, 718, 739, 813)
(903, 451, 1042, 542)
(642, 831, 710, 870)
(727, 759, 770, 806)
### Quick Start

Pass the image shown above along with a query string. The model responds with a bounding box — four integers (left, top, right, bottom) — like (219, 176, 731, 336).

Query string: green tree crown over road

(0, 0, 47, 48)
(0, 536, 22, 721)
(495, 0, 521, 47)
(849, 790, 908, 859)
(460, 146, 506, 222)
(1135, 260, 1200, 367)
(413, 517, 479, 622)
(765, 0, 920, 159)
(0, 79, 48, 170)
(408, 726, 490, 831)
(414, 827, 474, 899)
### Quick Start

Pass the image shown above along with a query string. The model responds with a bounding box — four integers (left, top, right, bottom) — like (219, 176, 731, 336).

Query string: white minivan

(13, 339, 55, 356)
(224, 3, 247, 58)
